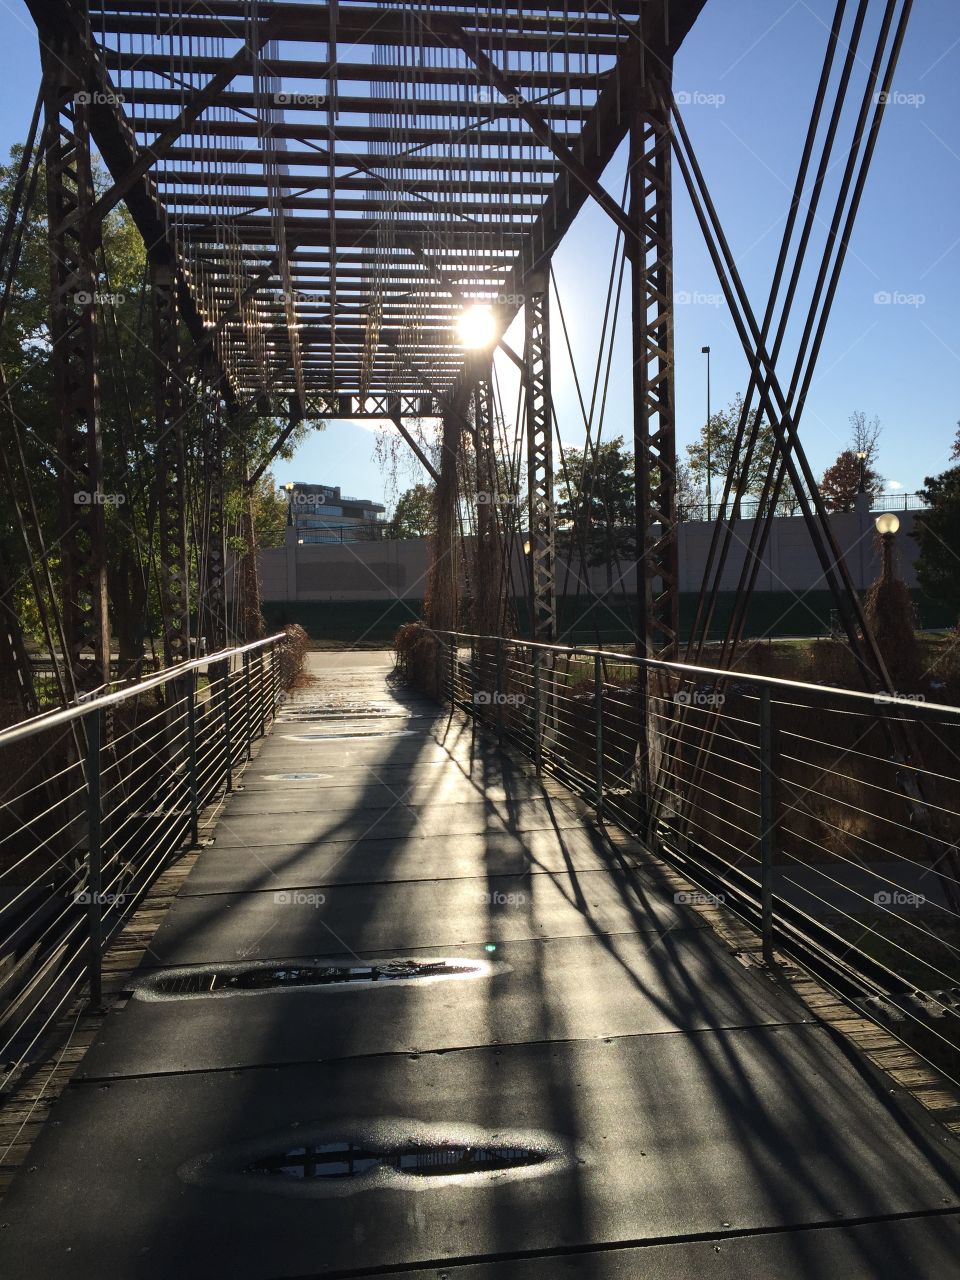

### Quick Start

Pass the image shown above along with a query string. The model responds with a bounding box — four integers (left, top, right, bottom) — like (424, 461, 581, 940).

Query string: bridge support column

(524, 269, 556, 643)
(629, 78, 679, 661)
(40, 26, 109, 694)
(426, 412, 462, 633)
(151, 260, 190, 666)
(201, 386, 228, 651)
(629, 74, 678, 823)
(472, 365, 503, 636)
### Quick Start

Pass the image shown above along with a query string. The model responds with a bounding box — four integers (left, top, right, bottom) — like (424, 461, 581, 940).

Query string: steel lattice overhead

(69, 0, 703, 408)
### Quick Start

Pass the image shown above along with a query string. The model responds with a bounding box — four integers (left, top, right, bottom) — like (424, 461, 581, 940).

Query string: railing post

(532, 648, 542, 774)
(220, 658, 234, 792)
(448, 635, 456, 706)
(270, 641, 280, 718)
(185, 667, 199, 845)
(83, 707, 103, 1009)
(258, 650, 266, 737)
(495, 637, 504, 743)
(594, 652, 604, 821)
(759, 685, 778, 967)
(469, 639, 477, 723)
(243, 651, 253, 760)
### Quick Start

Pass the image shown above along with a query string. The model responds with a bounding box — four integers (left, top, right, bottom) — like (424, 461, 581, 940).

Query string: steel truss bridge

(2, 4, 960, 1271)
(0, 0, 929, 714)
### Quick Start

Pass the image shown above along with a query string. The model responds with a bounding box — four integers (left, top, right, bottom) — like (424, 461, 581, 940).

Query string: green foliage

(914, 466, 960, 620)
(554, 436, 635, 574)
(226, 474, 290, 552)
(1, 138, 317, 660)
(388, 483, 435, 538)
(821, 448, 881, 512)
(685, 392, 775, 501)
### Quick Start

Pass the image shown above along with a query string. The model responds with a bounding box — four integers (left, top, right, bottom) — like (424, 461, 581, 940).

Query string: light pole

(856, 450, 867, 495)
(284, 481, 295, 527)
(701, 345, 712, 521)
(875, 512, 900, 582)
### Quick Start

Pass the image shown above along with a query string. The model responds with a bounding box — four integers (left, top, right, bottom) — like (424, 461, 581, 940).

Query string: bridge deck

(1, 652, 958, 1277)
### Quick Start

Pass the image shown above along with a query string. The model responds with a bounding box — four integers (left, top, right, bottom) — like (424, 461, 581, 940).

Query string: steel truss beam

(40, 28, 109, 694)
(151, 260, 190, 666)
(524, 269, 556, 643)
(630, 81, 679, 662)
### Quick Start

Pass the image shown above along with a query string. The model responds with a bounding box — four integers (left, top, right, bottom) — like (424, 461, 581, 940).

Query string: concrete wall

(255, 505, 919, 603)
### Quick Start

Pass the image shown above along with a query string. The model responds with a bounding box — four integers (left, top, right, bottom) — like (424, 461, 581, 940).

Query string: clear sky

(3, 0, 958, 512)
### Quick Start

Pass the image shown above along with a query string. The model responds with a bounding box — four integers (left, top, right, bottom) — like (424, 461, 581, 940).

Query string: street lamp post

(856, 450, 867, 495)
(701, 345, 712, 521)
(875, 511, 900, 581)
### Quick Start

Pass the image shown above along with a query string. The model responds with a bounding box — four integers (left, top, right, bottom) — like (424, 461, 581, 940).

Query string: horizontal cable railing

(676, 491, 929, 522)
(0, 634, 287, 1093)
(434, 630, 960, 1085)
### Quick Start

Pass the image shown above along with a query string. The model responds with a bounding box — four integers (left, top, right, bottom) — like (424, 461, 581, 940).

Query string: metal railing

(0, 634, 287, 1092)
(293, 522, 386, 544)
(677, 490, 929, 522)
(436, 631, 960, 1081)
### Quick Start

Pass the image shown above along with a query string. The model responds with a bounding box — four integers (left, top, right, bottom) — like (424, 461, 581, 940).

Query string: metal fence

(678, 490, 929, 522)
(437, 632, 960, 1081)
(0, 634, 287, 1092)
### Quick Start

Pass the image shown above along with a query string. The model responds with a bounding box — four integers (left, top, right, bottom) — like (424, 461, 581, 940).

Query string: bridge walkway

(0, 651, 957, 1277)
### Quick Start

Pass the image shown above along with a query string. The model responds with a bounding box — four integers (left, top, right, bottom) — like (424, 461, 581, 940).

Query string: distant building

(283, 481, 385, 544)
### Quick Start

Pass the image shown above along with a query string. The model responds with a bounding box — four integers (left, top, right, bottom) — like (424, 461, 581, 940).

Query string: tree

(821, 448, 882, 512)
(0, 139, 315, 675)
(850, 409, 882, 467)
(820, 411, 883, 511)
(676, 462, 705, 520)
(244, 475, 289, 549)
(555, 436, 635, 594)
(914, 466, 960, 622)
(685, 392, 776, 505)
(388, 483, 435, 538)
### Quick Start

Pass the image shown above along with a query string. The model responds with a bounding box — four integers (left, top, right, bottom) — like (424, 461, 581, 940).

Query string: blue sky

(2, 0, 958, 512)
